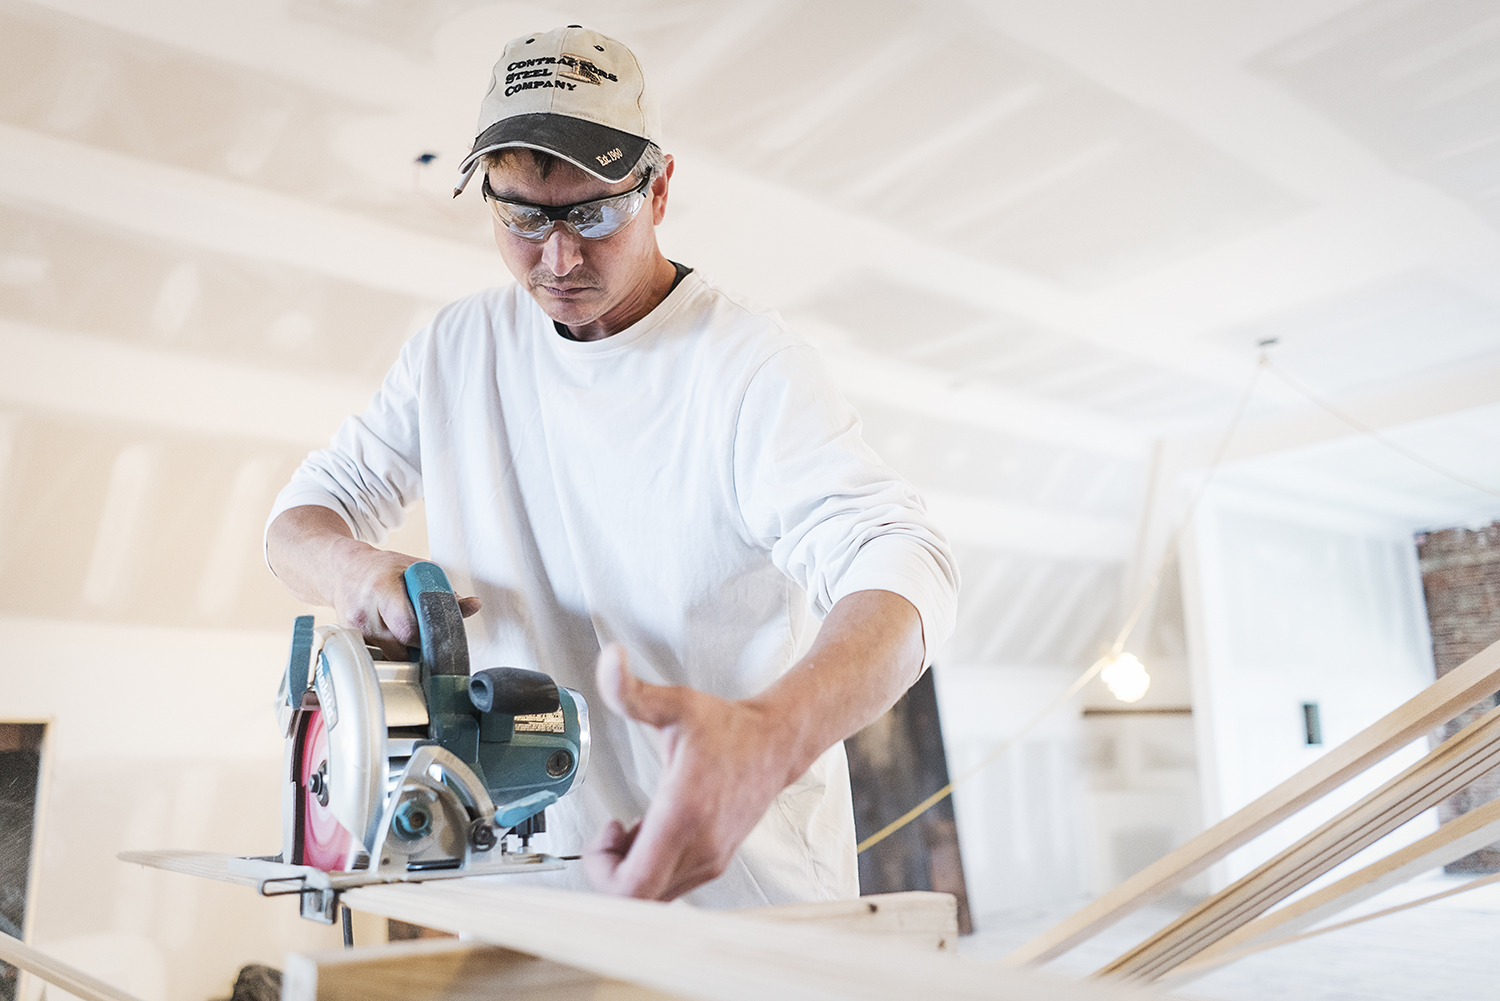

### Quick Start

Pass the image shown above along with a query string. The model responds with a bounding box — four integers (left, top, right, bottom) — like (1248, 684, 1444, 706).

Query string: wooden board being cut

(341, 881, 1163, 1001)
(121, 850, 1151, 999)
(736, 891, 959, 951)
(116, 850, 262, 888)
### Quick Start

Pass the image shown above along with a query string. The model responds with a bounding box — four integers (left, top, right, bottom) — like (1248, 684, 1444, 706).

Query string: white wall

(1182, 485, 1439, 890)
(1079, 712, 1205, 899)
(1075, 553, 1207, 899)
(3, 616, 383, 1001)
(935, 664, 1087, 920)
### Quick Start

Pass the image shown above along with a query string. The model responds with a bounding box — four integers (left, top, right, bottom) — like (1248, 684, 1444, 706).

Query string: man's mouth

(537, 282, 593, 298)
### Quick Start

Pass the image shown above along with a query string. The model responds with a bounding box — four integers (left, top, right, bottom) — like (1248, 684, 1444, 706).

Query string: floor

(960, 873, 1500, 1000)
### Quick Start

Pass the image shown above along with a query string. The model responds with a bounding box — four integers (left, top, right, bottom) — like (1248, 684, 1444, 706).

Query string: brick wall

(1416, 522, 1500, 874)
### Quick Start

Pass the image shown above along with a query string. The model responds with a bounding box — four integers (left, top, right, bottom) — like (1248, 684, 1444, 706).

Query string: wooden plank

(1005, 637, 1500, 966)
(285, 894, 961, 1001)
(737, 892, 958, 950)
(119, 853, 956, 949)
(116, 849, 263, 888)
(847, 668, 974, 933)
(1155, 793, 1500, 986)
(343, 881, 1162, 1001)
(283, 936, 678, 1001)
(1161, 869, 1500, 981)
(0, 931, 145, 1001)
(1099, 700, 1500, 981)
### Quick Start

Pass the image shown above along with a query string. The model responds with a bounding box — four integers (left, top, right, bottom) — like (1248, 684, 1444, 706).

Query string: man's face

(485, 154, 673, 340)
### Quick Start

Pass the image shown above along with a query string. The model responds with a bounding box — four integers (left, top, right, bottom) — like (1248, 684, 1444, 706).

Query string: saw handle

(403, 562, 471, 677)
(284, 614, 315, 707)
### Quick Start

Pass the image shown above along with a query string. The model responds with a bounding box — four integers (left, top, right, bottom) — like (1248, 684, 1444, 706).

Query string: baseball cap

(454, 25, 661, 196)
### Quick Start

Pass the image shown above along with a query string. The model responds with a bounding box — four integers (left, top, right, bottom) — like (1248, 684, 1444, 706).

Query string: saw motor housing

(276, 562, 589, 879)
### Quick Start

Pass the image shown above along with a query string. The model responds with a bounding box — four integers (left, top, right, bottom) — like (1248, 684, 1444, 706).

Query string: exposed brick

(1417, 522, 1500, 873)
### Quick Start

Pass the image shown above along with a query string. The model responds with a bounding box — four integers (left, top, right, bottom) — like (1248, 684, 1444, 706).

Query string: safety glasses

(481, 173, 652, 242)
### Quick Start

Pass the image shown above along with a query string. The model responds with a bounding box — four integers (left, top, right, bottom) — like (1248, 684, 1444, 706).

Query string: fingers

(588, 802, 728, 901)
(586, 816, 676, 899)
(595, 644, 686, 729)
(594, 644, 631, 716)
(369, 591, 479, 659)
(337, 553, 484, 658)
(582, 818, 640, 892)
(380, 586, 420, 646)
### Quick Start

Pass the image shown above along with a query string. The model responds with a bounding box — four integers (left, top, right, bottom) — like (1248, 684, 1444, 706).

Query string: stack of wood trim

(1006, 638, 1500, 983)
(1158, 793, 1500, 985)
(1103, 701, 1500, 981)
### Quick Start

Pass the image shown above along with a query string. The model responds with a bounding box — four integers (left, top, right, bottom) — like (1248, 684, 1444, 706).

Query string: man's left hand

(582, 644, 800, 901)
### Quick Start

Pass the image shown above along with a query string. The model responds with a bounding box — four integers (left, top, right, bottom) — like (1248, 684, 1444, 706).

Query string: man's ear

(651, 154, 675, 225)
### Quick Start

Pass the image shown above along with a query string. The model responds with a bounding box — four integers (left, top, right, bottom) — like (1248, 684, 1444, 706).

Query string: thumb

(595, 644, 685, 729)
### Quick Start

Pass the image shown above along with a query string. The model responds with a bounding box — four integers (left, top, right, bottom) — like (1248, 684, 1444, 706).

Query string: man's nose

(541, 224, 583, 277)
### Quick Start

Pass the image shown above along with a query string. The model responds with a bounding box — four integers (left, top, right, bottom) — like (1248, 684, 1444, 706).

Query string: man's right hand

(267, 506, 480, 660)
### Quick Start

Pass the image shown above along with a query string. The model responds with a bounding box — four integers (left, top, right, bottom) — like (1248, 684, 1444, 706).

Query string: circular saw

(238, 561, 589, 922)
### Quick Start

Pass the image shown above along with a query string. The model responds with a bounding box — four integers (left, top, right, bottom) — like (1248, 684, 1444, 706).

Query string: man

(265, 25, 957, 907)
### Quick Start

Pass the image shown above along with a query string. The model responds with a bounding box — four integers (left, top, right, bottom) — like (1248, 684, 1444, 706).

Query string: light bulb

(1102, 652, 1150, 703)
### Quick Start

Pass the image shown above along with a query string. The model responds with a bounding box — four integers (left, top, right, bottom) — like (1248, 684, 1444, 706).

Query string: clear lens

(568, 190, 645, 238)
(489, 201, 554, 239)
(484, 176, 650, 242)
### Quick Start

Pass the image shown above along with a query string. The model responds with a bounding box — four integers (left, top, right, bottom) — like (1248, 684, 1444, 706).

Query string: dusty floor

(960, 873, 1500, 1000)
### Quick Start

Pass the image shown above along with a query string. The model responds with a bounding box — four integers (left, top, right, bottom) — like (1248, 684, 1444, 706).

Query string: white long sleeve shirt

(269, 271, 958, 907)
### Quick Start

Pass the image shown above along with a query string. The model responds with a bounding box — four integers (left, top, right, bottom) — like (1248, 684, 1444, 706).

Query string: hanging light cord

(857, 354, 1268, 854)
(858, 349, 1500, 854)
(1262, 358, 1500, 500)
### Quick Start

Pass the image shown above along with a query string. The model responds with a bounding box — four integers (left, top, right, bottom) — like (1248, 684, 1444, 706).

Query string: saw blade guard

(312, 626, 390, 856)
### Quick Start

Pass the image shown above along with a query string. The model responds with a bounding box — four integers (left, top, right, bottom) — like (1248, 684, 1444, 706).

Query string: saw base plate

(228, 852, 565, 890)
(228, 852, 567, 924)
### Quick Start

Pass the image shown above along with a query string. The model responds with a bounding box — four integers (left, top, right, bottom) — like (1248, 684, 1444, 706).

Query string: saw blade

(311, 626, 392, 861)
(298, 707, 356, 871)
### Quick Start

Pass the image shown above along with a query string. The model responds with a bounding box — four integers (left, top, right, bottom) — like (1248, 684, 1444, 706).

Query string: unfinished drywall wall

(934, 664, 1087, 917)
(5, 617, 383, 1001)
(1183, 486, 1439, 889)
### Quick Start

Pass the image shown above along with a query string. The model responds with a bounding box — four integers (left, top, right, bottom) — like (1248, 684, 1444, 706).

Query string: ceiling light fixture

(1101, 651, 1150, 703)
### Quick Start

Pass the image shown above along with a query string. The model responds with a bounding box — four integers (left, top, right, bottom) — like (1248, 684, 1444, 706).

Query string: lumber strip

(1161, 869, 1500, 982)
(117, 849, 264, 888)
(0, 931, 146, 1001)
(1099, 700, 1500, 981)
(343, 881, 1161, 1001)
(1155, 793, 1500, 986)
(1005, 637, 1500, 966)
(283, 936, 679, 1001)
(737, 891, 958, 950)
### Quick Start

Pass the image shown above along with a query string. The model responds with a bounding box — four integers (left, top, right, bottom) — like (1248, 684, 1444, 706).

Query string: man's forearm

(266, 505, 363, 607)
(747, 589, 926, 786)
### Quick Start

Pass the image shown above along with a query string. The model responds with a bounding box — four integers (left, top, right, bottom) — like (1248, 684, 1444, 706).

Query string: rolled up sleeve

(732, 345, 959, 665)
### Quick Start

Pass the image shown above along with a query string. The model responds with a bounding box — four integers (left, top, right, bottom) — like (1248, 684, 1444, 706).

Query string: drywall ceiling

(0, 0, 1496, 667)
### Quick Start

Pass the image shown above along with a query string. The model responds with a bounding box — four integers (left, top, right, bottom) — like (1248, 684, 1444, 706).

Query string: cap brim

(456, 113, 649, 193)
